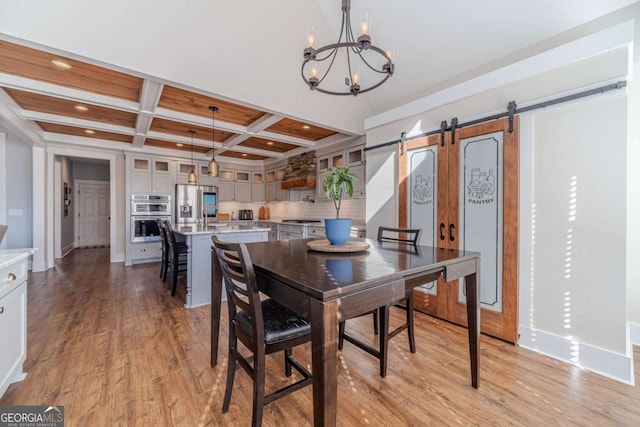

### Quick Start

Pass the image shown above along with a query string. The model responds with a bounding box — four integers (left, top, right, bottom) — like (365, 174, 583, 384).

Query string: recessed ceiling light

(302, 125, 311, 129)
(267, 141, 274, 146)
(84, 129, 95, 134)
(51, 59, 72, 70)
(74, 105, 88, 111)
(241, 153, 248, 157)
(176, 143, 184, 147)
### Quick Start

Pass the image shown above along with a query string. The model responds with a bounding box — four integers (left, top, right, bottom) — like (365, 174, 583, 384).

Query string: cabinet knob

(6, 272, 16, 282)
(0, 307, 4, 314)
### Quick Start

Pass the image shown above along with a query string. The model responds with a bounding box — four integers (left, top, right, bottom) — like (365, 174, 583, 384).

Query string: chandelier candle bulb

(360, 11, 369, 35)
(307, 25, 315, 48)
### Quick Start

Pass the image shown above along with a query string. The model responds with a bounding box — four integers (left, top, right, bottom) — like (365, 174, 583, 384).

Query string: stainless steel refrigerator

(175, 184, 217, 224)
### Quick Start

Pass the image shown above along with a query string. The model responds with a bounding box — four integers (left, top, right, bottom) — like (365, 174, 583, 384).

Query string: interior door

(76, 182, 110, 247)
(399, 133, 449, 318)
(400, 117, 519, 342)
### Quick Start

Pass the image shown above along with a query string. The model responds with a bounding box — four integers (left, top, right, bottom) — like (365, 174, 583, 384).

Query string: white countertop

(174, 224, 270, 236)
(234, 218, 367, 230)
(0, 248, 37, 269)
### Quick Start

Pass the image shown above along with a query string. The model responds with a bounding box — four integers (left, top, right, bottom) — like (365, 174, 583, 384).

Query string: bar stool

(163, 221, 189, 296)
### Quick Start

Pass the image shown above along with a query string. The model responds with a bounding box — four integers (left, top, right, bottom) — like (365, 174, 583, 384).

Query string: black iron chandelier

(301, 0, 394, 96)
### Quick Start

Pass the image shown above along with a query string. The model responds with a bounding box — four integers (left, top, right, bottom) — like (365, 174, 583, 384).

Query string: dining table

(210, 237, 481, 427)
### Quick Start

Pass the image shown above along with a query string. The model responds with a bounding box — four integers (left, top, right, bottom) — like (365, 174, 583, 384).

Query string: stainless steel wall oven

(130, 194, 172, 243)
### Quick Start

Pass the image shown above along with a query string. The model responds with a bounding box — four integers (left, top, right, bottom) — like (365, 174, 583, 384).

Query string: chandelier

(301, 0, 394, 96)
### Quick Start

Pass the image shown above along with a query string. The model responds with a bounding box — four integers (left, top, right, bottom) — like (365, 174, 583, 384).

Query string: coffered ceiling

(0, 39, 351, 164)
(0, 0, 637, 165)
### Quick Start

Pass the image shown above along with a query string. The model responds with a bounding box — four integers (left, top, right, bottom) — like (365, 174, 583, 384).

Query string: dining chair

(164, 221, 188, 296)
(212, 236, 312, 427)
(339, 226, 422, 377)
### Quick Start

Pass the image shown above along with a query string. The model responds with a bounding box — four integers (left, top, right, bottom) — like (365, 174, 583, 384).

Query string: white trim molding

(630, 322, 640, 346)
(519, 325, 635, 386)
(44, 147, 123, 267)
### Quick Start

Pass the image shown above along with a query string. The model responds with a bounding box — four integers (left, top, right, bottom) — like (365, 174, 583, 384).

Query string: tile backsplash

(219, 197, 365, 222)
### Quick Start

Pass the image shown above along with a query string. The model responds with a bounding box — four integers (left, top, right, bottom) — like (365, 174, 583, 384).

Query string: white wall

(626, 2, 640, 344)
(73, 160, 109, 181)
(60, 156, 74, 250)
(517, 95, 631, 382)
(0, 127, 32, 248)
(364, 13, 637, 383)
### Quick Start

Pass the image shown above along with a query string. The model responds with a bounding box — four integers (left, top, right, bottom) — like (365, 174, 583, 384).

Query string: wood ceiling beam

(154, 107, 246, 135)
(0, 72, 139, 112)
(254, 130, 316, 147)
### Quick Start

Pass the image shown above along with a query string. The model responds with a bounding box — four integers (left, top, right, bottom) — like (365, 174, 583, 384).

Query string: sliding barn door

(400, 117, 519, 342)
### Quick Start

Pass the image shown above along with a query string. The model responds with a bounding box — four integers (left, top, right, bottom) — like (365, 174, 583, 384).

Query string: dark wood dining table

(210, 238, 481, 427)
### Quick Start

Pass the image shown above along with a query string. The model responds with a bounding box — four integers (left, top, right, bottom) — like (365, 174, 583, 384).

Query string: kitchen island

(174, 224, 269, 307)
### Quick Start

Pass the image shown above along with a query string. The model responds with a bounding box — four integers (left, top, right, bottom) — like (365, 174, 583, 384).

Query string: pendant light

(207, 106, 219, 177)
(187, 130, 197, 184)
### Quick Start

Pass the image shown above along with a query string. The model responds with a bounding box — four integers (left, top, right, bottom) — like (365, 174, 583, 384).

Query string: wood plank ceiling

(0, 40, 351, 163)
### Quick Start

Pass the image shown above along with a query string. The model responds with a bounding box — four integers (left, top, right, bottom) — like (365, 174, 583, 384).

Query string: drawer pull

(0, 307, 4, 314)
(6, 272, 16, 282)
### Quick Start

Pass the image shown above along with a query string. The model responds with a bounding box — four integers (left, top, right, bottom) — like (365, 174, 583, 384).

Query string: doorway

(74, 180, 110, 248)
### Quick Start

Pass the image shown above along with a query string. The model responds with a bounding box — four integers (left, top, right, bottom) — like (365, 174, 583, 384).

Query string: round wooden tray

(306, 239, 370, 253)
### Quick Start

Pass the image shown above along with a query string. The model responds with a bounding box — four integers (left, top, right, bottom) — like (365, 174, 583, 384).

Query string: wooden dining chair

(339, 226, 422, 377)
(212, 236, 312, 427)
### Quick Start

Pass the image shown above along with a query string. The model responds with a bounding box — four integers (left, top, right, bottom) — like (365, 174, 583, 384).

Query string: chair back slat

(377, 226, 422, 246)
(212, 236, 264, 342)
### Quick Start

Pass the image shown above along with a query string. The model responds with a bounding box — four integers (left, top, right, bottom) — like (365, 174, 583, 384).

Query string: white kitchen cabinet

(265, 168, 289, 202)
(349, 164, 365, 198)
(176, 161, 197, 185)
(198, 163, 219, 187)
(0, 251, 31, 399)
(218, 169, 252, 202)
(129, 242, 163, 261)
(278, 223, 304, 240)
(129, 156, 175, 194)
(346, 144, 365, 166)
(251, 172, 265, 202)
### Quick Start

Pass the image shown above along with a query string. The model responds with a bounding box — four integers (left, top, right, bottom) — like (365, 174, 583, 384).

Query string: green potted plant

(323, 166, 357, 245)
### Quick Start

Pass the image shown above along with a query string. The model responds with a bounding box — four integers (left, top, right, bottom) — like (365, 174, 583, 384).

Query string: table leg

(210, 248, 223, 367)
(464, 258, 481, 388)
(310, 298, 339, 427)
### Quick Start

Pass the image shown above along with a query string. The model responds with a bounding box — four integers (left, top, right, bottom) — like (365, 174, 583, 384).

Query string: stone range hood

(281, 151, 317, 190)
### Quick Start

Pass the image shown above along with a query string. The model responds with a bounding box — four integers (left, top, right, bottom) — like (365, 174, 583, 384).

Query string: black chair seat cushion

(235, 299, 310, 344)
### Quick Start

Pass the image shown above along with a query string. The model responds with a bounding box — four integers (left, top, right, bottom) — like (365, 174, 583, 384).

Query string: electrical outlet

(8, 209, 23, 216)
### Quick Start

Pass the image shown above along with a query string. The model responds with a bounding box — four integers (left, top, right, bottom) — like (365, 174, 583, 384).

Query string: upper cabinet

(218, 168, 252, 202)
(265, 167, 289, 202)
(316, 144, 365, 200)
(128, 155, 175, 195)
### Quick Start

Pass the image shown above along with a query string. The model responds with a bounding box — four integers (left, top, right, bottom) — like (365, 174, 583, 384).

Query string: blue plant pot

(325, 218, 352, 245)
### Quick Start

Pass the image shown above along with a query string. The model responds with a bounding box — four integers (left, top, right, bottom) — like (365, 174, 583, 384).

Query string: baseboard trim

(519, 325, 634, 385)
(630, 322, 640, 346)
(61, 243, 74, 258)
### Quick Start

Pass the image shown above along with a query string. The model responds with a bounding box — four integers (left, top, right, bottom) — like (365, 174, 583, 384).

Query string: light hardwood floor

(2, 247, 639, 426)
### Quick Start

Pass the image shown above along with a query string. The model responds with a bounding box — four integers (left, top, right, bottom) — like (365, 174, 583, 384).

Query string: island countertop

(174, 223, 271, 236)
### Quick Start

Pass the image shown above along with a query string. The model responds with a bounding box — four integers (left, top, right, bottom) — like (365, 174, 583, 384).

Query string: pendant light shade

(187, 130, 197, 184)
(207, 106, 219, 177)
